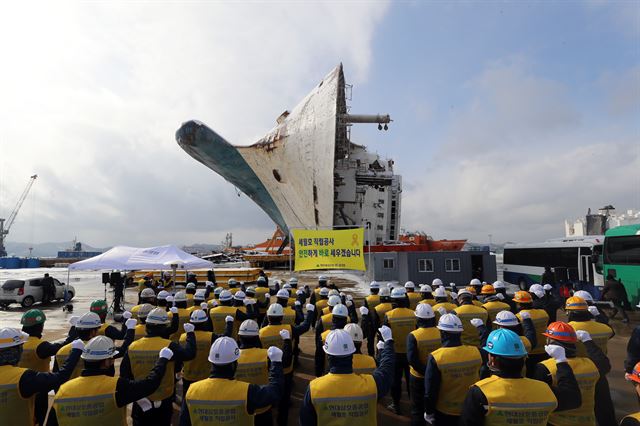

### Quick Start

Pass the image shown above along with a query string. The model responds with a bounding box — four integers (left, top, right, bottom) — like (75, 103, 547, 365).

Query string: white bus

(503, 236, 604, 290)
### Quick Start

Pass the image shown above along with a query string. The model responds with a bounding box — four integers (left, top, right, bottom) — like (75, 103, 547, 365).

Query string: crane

(0, 174, 38, 257)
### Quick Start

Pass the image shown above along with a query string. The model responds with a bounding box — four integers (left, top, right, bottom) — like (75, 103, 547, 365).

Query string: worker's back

(385, 307, 416, 353)
(568, 320, 613, 356)
(454, 304, 488, 347)
(431, 345, 482, 416)
(54, 375, 126, 425)
(309, 373, 377, 425)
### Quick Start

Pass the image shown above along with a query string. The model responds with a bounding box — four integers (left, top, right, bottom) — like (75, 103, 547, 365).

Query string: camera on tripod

(102, 271, 125, 314)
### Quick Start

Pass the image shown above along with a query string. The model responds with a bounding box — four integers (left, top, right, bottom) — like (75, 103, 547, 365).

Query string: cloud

(0, 2, 389, 246)
(600, 65, 640, 117)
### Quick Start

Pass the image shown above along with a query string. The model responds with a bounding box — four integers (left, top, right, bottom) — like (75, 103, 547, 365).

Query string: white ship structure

(565, 205, 640, 237)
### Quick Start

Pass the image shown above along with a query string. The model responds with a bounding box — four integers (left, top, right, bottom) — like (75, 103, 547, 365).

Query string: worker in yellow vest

(133, 288, 157, 316)
(121, 307, 196, 426)
(188, 289, 207, 315)
(18, 309, 74, 425)
(432, 287, 457, 318)
(320, 294, 343, 318)
(209, 290, 255, 338)
(460, 328, 582, 426)
(280, 283, 297, 307)
(419, 284, 436, 306)
(228, 278, 241, 295)
(424, 313, 482, 424)
(384, 286, 417, 415)
(272, 289, 302, 326)
(158, 271, 173, 291)
(622, 361, 640, 426)
(132, 304, 154, 340)
(300, 326, 395, 426)
(407, 303, 440, 425)
(236, 319, 292, 426)
(362, 282, 382, 355)
(514, 290, 550, 376)
(0, 328, 83, 426)
(90, 299, 128, 340)
(405, 281, 421, 310)
(573, 290, 610, 324)
(184, 283, 197, 307)
(344, 323, 376, 374)
(372, 286, 393, 329)
(316, 304, 351, 376)
(534, 322, 609, 426)
(137, 272, 155, 294)
(156, 290, 170, 309)
(168, 291, 193, 342)
(314, 287, 331, 313)
(181, 336, 284, 426)
(309, 274, 329, 306)
(481, 292, 512, 324)
(492, 280, 516, 312)
(50, 335, 173, 425)
(469, 278, 483, 299)
(454, 289, 489, 347)
(255, 276, 271, 325)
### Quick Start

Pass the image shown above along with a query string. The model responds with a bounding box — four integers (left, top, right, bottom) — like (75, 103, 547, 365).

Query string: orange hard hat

(513, 291, 532, 304)
(630, 362, 640, 385)
(465, 286, 477, 295)
(542, 321, 577, 343)
(565, 296, 588, 311)
(145, 272, 154, 278)
(481, 284, 496, 295)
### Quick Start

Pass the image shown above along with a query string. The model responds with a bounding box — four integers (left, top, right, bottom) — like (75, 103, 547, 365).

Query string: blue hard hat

(483, 328, 527, 358)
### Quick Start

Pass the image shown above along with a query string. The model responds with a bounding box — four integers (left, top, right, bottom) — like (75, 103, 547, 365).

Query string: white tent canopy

(69, 245, 214, 271)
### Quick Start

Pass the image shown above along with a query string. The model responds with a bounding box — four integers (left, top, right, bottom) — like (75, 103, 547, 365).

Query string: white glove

(545, 344, 568, 363)
(626, 373, 633, 382)
(306, 304, 315, 312)
(200, 302, 209, 310)
(206, 281, 214, 288)
(125, 318, 138, 329)
(424, 412, 435, 424)
(225, 315, 234, 323)
(71, 339, 85, 351)
(346, 294, 353, 301)
(376, 341, 385, 350)
(69, 316, 79, 327)
(267, 346, 283, 362)
(295, 301, 301, 307)
(588, 306, 599, 317)
(243, 298, 256, 305)
(122, 311, 132, 320)
(496, 293, 505, 300)
(378, 325, 393, 342)
(166, 295, 174, 303)
(519, 311, 531, 320)
(437, 307, 447, 316)
(387, 283, 393, 288)
(346, 300, 353, 307)
(279, 329, 291, 340)
(470, 318, 484, 328)
(264, 293, 270, 300)
(210, 300, 219, 307)
(159, 347, 174, 360)
(359, 306, 369, 316)
(170, 307, 178, 314)
(183, 323, 195, 333)
(450, 291, 458, 298)
(576, 330, 592, 342)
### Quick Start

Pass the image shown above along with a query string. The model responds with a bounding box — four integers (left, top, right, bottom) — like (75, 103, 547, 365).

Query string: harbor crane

(0, 174, 38, 257)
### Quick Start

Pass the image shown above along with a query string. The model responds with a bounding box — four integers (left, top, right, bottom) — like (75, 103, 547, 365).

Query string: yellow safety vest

(315, 299, 329, 312)
(309, 373, 377, 426)
(259, 324, 292, 374)
(432, 302, 457, 318)
(568, 320, 613, 357)
(186, 378, 252, 426)
(282, 306, 296, 327)
(622, 412, 640, 425)
(454, 304, 488, 347)
(352, 354, 376, 375)
(482, 301, 512, 324)
(19, 336, 50, 372)
(133, 324, 146, 341)
(288, 297, 297, 308)
(187, 304, 203, 316)
(186, 294, 195, 307)
(236, 348, 270, 415)
(419, 298, 436, 306)
(170, 308, 191, 343)
(229, 288, 240, 295)
(320, 313, 350, 331)
(409, 327, 441, 378)
(97, 323, 110, 337)
(517, 309, 549, 354)
(0, 365, 33, 426)
(374, 302, 393, 322)
(521, 336, 532, 353)
(407, 292, 421, 310)
(56, 342, 84, 380)
(128, 336, 175, 401)
(254, 287, 270, 313)
(475, 376, 557, 426)
(131, 304, 141, 318)
(472, 300, 483, 307)
(365, 294, 381, 310)
(54, 375, 125, 426)
(541, 357, 599, 426)
(209, 306, 237, 336)
(431, 345, 482, 416)
(385, 308, 416, 354)
(180, 330, 213, 382)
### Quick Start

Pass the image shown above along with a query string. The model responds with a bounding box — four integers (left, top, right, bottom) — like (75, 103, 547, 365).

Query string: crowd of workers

(0, 273, 638, 425)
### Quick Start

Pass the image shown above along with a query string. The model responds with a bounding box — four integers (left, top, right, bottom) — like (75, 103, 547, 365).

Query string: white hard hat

(437, 314, 464, 332)
(245, 286, 257, 294)
(214, 287, 224, 295)
(157, 290, 170, 300)
(194, 289, 206, 300)
(319, 287, 330, 296)
(492, 281, 505, 289)
(415, 303, 435, 319)
(533, 289, 545, 299)
(76, 312, 102, 329)
(267, 303, 284, 317)
(0, 328, 28, 348)
(283, 283, 292, 290)
(81, 336, 116, 360)
(186, 283, 196, 290)
(234, 291, 246, 301)
(369, 281, 380, 289)
(174, 291, 187, 302)
(137, 303, 154, 319)
(319, 275, 328, 281)
(332, 304, 349, 317)
(257, 275, 266, 282)
(277, 289, 290, 299)
(574, 290, 594, 303)
(420, 285, 433, 293)
(228, 278, 238, 285)
(328, 295, 341, 307)
(208, 336, 240, 364)
(323, 329, 355, 356)
(140, 288, 156, 298)
(205, 281, 214, 287)
(328, 289, 339, 297)
(146, 307, 170, 325)
(344, 323, 364, 342)
(219, 290, 233, 302)
(404, 281, 415, 289)
(238, 320, 260, 336)
(432, 278, 443, 287)
(470, 279, 482, 286)
(190, 309, 208, 323)
(289, 277, 299, 283)
(494, 310, 519, 327)
(529, 284, 543, 294)
(456, 289, 472, 300)
(434, 287, 448, 298)
(391, 287, 407, 299)
(379, 287, 391, 297)
(543, 284, 553, 291)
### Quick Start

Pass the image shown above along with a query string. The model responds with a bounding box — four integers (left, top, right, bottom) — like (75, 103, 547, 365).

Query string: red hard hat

(542, 321, 577, 343)
(630, 362, 640, 385)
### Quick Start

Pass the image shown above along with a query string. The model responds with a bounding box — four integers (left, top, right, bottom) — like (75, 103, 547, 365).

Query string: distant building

(565, 206, 640, 237)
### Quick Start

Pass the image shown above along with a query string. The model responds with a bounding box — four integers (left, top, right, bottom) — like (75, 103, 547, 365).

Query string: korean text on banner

(293, 228, 365, 271)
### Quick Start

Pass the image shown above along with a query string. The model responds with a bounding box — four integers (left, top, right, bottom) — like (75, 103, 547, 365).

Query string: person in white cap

(573, 290, 609, 324)
(181, 336, 284, 425)
(419, 284, 436, 306)
(405, 281, 421, 310)
(453, 289, 488, 347)
(315, 304, 351, 377)
(313, 287, 331, 313)
(407, 303, 440, 425)
(432, 287, 457, 318)
(365, 281, 382, 311)
(209, 289, 257, 338)
(492, 280, 516, 312)
(344, 323, 376, 375)
(50, 335, 173, 425)
(133, 288, 157, 317)
(300, 327, 395, 425)
(121, 307, 197, 426)
(424, 314, 482, 425)
(167, 291, 194, 343)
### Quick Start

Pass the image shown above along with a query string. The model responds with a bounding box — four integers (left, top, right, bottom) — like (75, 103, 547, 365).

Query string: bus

(503, 236, 604, 290)
(603, 224, 640, 305)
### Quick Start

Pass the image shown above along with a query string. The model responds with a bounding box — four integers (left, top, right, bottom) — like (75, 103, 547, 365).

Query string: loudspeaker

(102, 273, 110, 284)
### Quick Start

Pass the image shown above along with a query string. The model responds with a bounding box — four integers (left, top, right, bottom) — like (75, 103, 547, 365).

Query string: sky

(0, 1, 638, 249)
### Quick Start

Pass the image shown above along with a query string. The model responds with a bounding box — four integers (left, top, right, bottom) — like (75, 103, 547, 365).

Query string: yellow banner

(293, 228, 365, 271)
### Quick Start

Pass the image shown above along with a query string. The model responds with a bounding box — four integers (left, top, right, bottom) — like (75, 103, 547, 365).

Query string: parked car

(0, 277, 75, 308)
